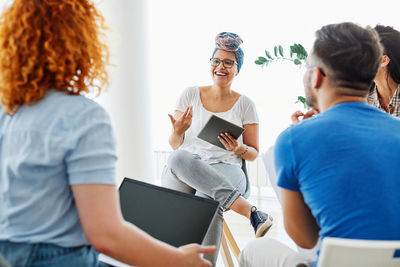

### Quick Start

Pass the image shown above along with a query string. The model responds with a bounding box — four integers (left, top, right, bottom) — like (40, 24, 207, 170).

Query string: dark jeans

(0, 241, 110, 267)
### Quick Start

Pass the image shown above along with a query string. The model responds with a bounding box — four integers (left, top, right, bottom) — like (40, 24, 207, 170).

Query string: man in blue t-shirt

(239, 22, 400, 267)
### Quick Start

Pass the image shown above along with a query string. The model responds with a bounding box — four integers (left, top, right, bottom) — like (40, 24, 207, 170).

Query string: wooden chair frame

(220, 160, 250, 267)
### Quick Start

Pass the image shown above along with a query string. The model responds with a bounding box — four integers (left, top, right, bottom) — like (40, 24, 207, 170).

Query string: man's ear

(312, 67, 324, 89)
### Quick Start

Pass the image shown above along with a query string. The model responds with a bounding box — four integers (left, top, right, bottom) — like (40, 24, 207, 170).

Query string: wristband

(239, 145, 248, 157)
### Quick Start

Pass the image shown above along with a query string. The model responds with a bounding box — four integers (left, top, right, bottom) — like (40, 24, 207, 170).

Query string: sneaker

(250, 206, 273, 237)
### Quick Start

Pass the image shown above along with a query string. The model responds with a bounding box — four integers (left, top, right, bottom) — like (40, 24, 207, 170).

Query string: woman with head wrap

(367, 25, 400, 117)
(0, 1, 216, 266)
(162, 32, 273, 265)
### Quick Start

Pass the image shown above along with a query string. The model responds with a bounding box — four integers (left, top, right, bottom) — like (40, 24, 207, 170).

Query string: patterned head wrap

(212, 32, 244, 72)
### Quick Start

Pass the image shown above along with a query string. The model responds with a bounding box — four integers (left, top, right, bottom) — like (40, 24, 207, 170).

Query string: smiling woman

(161, 32, 274, 265)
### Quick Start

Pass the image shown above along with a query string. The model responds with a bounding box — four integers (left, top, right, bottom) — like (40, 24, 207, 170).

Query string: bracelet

(239, 145, 249, 157)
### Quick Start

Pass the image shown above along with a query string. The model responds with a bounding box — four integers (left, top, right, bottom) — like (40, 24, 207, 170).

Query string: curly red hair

(0, 0, 109, 114)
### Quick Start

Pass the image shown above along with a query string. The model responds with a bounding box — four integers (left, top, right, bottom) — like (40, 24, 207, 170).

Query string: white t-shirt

(175, 86, 259, 166)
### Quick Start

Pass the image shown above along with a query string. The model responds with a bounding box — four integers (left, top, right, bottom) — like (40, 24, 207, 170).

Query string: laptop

(100, 177, 219, 266)
(118, 177, 219, 247)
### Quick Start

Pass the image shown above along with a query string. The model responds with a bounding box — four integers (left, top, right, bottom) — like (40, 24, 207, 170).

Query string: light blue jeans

(0, 241, 107, 267)
(161, 150, 247, 266)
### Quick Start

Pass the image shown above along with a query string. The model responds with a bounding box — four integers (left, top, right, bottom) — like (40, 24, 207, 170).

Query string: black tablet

(197, 115, 245, 149)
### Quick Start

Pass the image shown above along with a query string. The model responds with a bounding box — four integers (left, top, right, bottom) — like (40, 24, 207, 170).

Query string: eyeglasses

(210, 58, 236, 68)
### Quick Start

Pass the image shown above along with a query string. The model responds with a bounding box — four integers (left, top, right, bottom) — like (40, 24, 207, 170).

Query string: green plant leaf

(296, 44, 308, 60)
(292, 44, 299, 53)
(295, 96, 311, 110)
(298, 43, 306, 51)
(256, 43, 309, 68)
(278, 45, 284, 57)
(297, 96, 306, 102)
(265, 50, 273, 59)
(290, 45, 295, 53)
(294, 59, 302, 65)
(258, 56, 267, 63)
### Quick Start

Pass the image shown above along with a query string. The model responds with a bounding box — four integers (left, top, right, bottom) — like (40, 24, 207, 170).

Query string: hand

(176, 244, 216, 267)
(218, 132, 239, 151)
(168, 106, 193, 135)
(291, 109, 319, 124)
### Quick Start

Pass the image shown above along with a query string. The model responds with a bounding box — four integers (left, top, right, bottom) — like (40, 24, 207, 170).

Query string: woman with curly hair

(0, 1, 215, 266)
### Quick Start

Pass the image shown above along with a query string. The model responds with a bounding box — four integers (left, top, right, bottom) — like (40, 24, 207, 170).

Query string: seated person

(367, 25, 400, 117)
(285, 23, 400, 263)
(162, 32, 273, 265)
(239, 22, 400, 267)
(0, 1, 215, 266)
(293, 24, 400, 122)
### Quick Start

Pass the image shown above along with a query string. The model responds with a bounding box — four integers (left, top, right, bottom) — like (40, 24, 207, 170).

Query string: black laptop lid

(119, 177, 219, 247)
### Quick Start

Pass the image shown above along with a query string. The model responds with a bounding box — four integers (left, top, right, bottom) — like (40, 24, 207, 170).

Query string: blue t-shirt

(0, 90, 117, 247)
(275, 102, 400, 241)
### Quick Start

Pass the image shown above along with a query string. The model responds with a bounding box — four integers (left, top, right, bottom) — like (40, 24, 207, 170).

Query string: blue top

(275, 102, 400, 241)
(0, 90, 117, 247)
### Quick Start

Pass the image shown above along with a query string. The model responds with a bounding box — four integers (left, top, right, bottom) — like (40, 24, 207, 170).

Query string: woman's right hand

(168, 106, 193, 135)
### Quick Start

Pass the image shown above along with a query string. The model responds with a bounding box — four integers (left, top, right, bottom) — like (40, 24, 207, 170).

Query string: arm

(237, 123, 259, 161)
(71, 184, 215, 267)
(280, 188, 320, 249)
(218, 123, 259, 161)
(168, 106, 192, 150)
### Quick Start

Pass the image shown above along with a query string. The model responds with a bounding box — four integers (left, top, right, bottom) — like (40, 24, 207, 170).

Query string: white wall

(98, 0, 153, 183)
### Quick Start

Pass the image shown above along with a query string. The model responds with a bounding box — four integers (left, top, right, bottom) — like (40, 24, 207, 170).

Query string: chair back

(317, 237, 400, 267)
(241, 159, 250, 199)
(262, 146, 281, 200)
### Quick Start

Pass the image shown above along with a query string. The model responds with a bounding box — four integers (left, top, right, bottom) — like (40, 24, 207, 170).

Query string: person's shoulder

(236, 93, 256, 107)
(236, 92, 248, 101)
(274, 124, 297, 155)
(178, 86, 200, 100)
(44, 90, 111, 128)
(283, 114, 325, 138)
(48, 90, 107, 115)
(175, 86, 201, 107)
(184, 86, 200, 94)
(377, 109, 400, 127)
(275, 118, 322, 156)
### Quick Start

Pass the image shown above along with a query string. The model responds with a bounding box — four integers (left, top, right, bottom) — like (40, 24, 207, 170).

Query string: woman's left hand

(218, 132, 239, 152)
